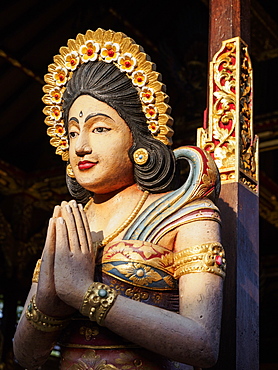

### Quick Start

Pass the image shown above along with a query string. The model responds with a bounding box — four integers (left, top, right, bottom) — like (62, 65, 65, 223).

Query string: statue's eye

(69, 131, 78, 138)
(93, 127, 110, 133)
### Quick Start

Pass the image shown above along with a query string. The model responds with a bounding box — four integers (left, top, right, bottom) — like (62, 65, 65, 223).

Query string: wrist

(26, 295, 72, 332)
(79, 282, 118, 326)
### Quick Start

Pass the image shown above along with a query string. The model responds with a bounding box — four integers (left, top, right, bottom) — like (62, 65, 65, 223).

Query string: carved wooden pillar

(197, 1, 259, 368)
(208, 0, 251, 59)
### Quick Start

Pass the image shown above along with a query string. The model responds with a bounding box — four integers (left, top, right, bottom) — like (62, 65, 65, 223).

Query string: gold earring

(66, 164, 75, 178)
(133, 148, 149, 165)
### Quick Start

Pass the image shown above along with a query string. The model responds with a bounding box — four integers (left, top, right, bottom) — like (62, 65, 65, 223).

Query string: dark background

(0, 0, 278, 368)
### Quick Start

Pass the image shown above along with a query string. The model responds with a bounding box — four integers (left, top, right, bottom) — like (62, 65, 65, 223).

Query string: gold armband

(80, 282, 118, 326)
(32, 259, 41, 283)
(173, 242, 226, 279)
(25, 295, 70, 332)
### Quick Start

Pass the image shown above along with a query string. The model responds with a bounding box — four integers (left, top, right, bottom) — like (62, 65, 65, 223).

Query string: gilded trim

(173, 242, 226, 278)
(197, 37, 258, 194)
(32, 258, 41, 283)
(101, 262, 177, 290)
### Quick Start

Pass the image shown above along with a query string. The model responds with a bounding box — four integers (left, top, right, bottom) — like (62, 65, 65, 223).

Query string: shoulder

(154, 197, 221, 248)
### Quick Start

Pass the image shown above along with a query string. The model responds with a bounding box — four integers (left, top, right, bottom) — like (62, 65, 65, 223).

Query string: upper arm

(174, 218, 221, 253)
(175, 219, 224, 347)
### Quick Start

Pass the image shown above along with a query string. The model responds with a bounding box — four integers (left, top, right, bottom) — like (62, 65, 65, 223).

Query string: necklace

(84, 190, 149, 248)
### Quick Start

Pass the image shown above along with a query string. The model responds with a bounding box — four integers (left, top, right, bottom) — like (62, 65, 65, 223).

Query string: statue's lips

(78, 161, 97, 170)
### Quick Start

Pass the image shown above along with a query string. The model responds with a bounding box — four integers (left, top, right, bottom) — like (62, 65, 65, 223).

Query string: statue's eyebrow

(68, 117, 79, 125)
(85, 113, 115, 122)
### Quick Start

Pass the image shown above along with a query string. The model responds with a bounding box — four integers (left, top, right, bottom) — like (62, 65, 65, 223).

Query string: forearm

(104, 294, 219, 368)
(13, 283, 69, 369)
(13, 315, 61, 369)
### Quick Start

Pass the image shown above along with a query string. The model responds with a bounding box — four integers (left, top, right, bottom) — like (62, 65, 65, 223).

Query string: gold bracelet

(25, 295, 70, 332)
(80, 282, 118, 326)
(32, 259, 42, 283)
(173, 242, 226, 279)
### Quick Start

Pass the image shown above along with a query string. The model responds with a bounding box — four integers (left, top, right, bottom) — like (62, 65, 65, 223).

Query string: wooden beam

(208, 0, 250, 59)
(197, 0, 259, 368)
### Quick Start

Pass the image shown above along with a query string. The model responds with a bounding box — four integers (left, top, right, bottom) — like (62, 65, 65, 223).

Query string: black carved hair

(63, 61, 178, 203)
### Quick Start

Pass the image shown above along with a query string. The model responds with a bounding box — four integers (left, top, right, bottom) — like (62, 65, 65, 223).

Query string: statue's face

(68, 95, 134, 194)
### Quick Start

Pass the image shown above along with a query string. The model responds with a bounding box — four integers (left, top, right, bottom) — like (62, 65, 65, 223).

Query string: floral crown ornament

(42, 28, 174, 161)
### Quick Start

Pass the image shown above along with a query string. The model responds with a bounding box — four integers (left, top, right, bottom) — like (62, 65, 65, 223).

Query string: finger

(60, 202, 80, 253)
(55, 217, 70, 255)
(52, 205, 61, 218)
(39, 218, 55, 286)
(69, 200, 90, 254)
(42, 218, 55, 261)
(78, 203, 94, 254)
(54, 217, 71, 287)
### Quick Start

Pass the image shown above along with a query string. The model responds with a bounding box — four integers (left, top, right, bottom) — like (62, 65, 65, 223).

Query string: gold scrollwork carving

(197, 37, 258, 193)
(80, 326, 100, 341)
(70, 350, 119, 369)
(102, 261, 175, 288)
(125, 287, 149, 301)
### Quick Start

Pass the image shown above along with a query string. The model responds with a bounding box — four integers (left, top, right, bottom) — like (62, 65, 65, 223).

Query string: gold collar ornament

(42, 28, 174, 161)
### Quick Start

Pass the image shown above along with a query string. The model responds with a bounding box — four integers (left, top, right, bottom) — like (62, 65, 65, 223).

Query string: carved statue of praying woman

(13, 29, 225, 370)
